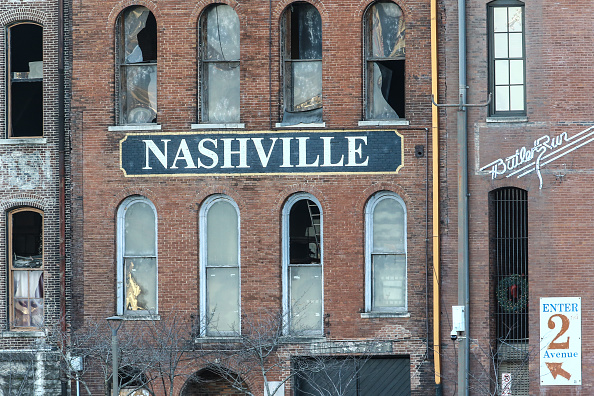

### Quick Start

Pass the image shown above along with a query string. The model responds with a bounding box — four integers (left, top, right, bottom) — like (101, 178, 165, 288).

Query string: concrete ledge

(108, 124, 162, 132)
(191, 123, 245, 129)
(360, 312, 410, 319)
(358, 120, 410, 126)
(0, 138, 46, 145)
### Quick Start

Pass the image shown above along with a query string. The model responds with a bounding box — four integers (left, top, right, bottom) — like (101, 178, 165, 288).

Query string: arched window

(116, 6, 158, 125)
(8, 23, 43, 137)
(280, 2, 323, 126)
(199, 4, 240, 124)
(365, 192, 407, 312)
(282, 193, 323, 335)
(9, 208, 44, 328)
(117, 196, 158, 315)
(364, 1, 405, 120)
(200, 195, 240, 336)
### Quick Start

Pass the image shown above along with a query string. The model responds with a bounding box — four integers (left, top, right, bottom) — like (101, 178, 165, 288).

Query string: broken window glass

(122, 199, 157, 313)
(204, 198, 240, 335)
(282, 3, 323, 125)
(366, 2, 405, 120)
(201, 5, 240, 123)
(119, 7, 157, 124)
(288, 198, 322, 334)
(9, 23, 43, 137)
(10, 209, 44, 328)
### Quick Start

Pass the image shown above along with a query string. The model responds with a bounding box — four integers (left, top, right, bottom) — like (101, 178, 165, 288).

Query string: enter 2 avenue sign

(120, 130, 403, 177)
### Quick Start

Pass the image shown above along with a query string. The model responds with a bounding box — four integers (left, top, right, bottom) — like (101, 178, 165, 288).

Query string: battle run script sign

(120, 130, 403, 177)
(540, 297, 581, 385)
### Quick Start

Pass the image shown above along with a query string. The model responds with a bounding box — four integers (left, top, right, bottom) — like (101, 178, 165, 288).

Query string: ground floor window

(294, 356, 410, 396)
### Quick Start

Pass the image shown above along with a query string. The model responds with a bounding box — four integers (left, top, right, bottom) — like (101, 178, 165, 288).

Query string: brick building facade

(438, 0, 594, 394)
(0, 0, 70, 393)
(71, 0, 436, 394)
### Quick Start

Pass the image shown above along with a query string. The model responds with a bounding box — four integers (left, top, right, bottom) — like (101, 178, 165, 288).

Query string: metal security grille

(490, 187, 528, 342)
(490, 187, 529, 395)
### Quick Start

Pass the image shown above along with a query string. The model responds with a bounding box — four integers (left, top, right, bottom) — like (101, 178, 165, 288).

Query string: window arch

(364, 1, 405, 120)
(117, 196, 158, 316)
(365, 191, 407, 312)
(116, 6, 158, 125)
(8, 207, 44, 328)
(200, 195, 240, 336)
(282, 193, 323, 335)
(199, 4, 240, 124)
(280, 2, 323, 126)
(8, 22, 43, 137)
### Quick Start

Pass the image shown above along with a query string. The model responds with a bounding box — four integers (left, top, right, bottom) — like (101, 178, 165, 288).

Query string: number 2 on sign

(548, 314, 570, 350)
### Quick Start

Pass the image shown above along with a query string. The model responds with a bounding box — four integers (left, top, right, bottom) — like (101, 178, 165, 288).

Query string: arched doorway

(181, 367, 249, 396)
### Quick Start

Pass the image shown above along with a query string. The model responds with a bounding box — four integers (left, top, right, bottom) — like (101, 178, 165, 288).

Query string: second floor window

(281, 3, 323, 125)
(199, 4, 240, 124)
(364, 1, 405, 120)
(488, 0, 525, 116)
(8, 23, 43, 137)
(117, 6, 157, 124)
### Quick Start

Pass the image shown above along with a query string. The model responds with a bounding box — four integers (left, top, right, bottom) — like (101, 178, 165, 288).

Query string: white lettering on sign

(480, 126, 594, 189)
(141, 135, 369, 170)
(540, 297, 581, 386)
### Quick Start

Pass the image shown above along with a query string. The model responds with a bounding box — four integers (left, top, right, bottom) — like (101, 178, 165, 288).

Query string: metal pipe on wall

(457, 0, 470, 392)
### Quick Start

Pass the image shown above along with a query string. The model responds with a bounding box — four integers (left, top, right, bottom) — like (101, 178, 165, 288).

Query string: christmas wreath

(496, 274, 528, 313)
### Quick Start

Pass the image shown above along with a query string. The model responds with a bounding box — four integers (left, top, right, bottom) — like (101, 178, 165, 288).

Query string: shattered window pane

(10, 209, 44, 328)
(288, 198, 322, 334)
(119, 6, 157, 124)
(9, 23, 43, 137)
(282, 3, 323, 125)
(366, 1, 405, 119)
(201, 5, 240, 123)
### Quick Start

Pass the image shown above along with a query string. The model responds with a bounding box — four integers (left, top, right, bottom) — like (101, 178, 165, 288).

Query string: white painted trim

(116, 196, 158, 316)
(0, 138, 46, 145)
(108, 124, 162, 132)
(282, 193, 324, 336)
(364, 191, 407, 313)
(358, 120, 410, 126)
(199, 194, 241, 337)
(191, 123, 246, 130)
(275, 122, 326, 128)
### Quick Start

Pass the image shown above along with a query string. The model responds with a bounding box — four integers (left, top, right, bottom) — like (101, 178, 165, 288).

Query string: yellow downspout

(430, 0, 442, 391)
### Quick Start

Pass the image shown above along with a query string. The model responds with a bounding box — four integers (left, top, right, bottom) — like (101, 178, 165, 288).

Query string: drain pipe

(430, 0, 442, 392)
(456, 0, 470, 392)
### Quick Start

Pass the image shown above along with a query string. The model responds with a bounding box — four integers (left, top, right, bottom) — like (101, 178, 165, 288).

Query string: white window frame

(365, 191, 407, 313)
(282, 192, 323, 336)
(116, 196, 158, 316)
(199, 194, 241, 336)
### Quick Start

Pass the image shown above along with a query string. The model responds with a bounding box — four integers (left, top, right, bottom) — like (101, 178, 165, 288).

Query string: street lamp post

(106, 316, 124, 396)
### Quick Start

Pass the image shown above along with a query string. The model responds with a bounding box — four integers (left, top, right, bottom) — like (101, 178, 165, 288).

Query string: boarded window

(9, 208, 44, 328)
(365, 1, 405, 120)
(117, 6, 158, 124)
(281, 3, 323, 125)
(200, 4, 240, 123)
(9, 23, 43, 137)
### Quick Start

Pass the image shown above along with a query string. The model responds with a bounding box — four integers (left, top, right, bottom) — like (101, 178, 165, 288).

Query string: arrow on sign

(546, 362, 571, 380)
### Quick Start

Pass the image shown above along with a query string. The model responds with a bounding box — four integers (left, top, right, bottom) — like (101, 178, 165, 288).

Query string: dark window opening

(118, 7, 158, 124)
(9, 209, 44, 329)
(489, 187, 529, 395)
(365, 1, 405, 120)
(294, 357, 411, 396)
(9, 23, 43, 137)
(281, 3, 323, 125)
(290, 199, 321, 264)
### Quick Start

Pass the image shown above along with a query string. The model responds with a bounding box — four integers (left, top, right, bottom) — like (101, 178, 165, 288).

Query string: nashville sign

(480, 125, 594, 189)
(120, 130, 403, 177)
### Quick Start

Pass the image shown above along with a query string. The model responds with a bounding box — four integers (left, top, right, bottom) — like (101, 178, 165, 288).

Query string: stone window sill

(486, 117, 528, 123)
(361, 311, 410, 319)
(108, 124, 162, 132)
(358, 120, 410, 127)
(0, 138, 46, 145)
(2, 330, 46, 338)
(191, 123, 245, 130)
(275, 122, 326, 129)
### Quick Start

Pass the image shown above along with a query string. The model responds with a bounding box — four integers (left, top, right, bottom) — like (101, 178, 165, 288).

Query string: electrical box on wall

(452, 305, 465, 332)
